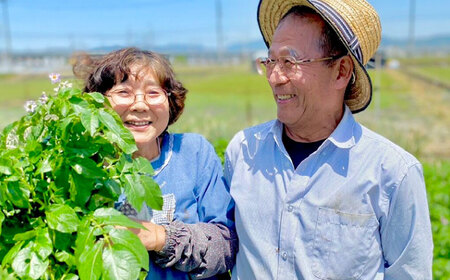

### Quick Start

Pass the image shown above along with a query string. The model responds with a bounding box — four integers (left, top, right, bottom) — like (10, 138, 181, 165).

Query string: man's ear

(335, 55, 354, 91)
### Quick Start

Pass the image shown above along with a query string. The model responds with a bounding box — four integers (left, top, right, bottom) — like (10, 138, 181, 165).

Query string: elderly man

(224, 0, 433, 279)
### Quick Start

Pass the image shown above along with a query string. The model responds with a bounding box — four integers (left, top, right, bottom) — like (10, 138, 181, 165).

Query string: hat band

(310, 0, 364, 63)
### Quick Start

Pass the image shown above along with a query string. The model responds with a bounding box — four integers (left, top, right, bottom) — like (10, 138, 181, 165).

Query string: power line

(1, 0, 12, 59)
(408, 0, 416, 53)
(215, 0, 224, 61)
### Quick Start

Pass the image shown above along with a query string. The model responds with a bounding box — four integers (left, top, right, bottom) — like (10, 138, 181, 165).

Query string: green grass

(0, 75, 56, 103)
(409, 67, 450, 85)
(424, 162, 450, 279)
(397, 55, 450, 66)
(367, 69, 412, 110)
(170, 64, 276, 141)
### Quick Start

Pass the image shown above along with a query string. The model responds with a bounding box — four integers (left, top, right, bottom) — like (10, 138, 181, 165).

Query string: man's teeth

(127, 121, 150, 126)
(277, 94, 295, 100)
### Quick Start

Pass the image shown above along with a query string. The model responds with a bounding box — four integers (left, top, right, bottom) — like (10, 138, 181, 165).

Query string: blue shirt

(119, 132, 234, 280)
(224, 106, 433, 280)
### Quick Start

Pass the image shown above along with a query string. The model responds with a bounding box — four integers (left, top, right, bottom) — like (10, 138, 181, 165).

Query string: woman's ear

(335, 55, 354, 91)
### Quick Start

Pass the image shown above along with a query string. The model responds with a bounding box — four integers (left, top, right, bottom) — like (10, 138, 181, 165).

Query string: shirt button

(287, 205, 294, 212)
(281, 252, 288, 261)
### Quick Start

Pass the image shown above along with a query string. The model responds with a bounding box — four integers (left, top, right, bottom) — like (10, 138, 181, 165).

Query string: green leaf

(133, 157, 154, 175)
(55, 250, 76, 267)
(102, 244, 141, 280)
(11, 247, 49, 280)
(1, 240, 24, 266)
(108, 228, 149, 270)
(140, 176, 163, 210)
(117, 153, 133, 173)
(74, 218, 95, 260)
(70, 157, 105, 179)
(0, 211, 3, 235)
(78, 239, 104, 280)
(34, 228, 53, 259)
(6, 181, 31, 209)
(0, 158, 12, 175)
(81, 109, 99, 137)
(87, 92, 105, 104)
(29, 251, 49, 279)
(13, 229, 36, 241)
(0, 267, 17, 280)
(98, 109, 122, 135)
(93, 208, 145, 229)
(11, 247, 31, 277)
(99, 179, 121, 200)
(65, 144, 99, 159)
(65, 274, 79, 280)
(69, 171, 95, 206)
(46, 204, 80, 233)
(122, 174, 145, 212)
(52, 230, 74, 251)
(34, 153, 53, 174)
(70, 96, 90, 112)
(104, 131, 137, 155)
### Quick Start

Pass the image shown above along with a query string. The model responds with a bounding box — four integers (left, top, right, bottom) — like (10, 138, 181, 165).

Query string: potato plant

(0, 83, 162, 279)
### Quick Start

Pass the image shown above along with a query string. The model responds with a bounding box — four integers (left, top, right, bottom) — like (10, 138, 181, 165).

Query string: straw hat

(257, 0, 381, 113)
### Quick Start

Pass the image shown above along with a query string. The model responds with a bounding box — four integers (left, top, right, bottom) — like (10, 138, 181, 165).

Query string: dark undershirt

(282, 129, 325, 169)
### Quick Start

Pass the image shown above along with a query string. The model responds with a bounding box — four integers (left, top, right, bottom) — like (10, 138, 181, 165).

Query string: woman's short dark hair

(72, 47, 187, 126)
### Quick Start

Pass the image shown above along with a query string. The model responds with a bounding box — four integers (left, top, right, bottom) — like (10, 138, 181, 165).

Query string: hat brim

(257, 0, 372, 113)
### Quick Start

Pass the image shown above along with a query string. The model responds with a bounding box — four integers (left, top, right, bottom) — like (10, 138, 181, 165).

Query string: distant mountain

(11, 34, 449, 57)
(226, 40, 267, 53)
(381, 34, 450, 49)
(226, 34, 450, 53)
(87, 43, 212, 55)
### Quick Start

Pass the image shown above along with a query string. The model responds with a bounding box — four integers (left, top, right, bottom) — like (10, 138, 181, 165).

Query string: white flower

(53, 80, 73, 93)
(60, 81, 73, 89)
(44, 114, 59, 121)
(39, 92, 49, 104)
(23, 126, 32, 141)
(49, 73, 61, 84)
(6, 130, 18, 149)
(24, 100, 37, 113)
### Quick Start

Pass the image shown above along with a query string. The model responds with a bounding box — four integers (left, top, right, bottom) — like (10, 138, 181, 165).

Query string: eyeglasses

(255, 54, 346, 76)
(106, 87, 171, 106)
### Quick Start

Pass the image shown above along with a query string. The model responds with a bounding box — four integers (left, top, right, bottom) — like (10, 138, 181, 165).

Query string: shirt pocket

(311, 207, 379, 280)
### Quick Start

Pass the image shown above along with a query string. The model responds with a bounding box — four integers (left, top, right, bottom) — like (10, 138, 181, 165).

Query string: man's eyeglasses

(255, 54, 346, 76)
(106, 87, 171, 106)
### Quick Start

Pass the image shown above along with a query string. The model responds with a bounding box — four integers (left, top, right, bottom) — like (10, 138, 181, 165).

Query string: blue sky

(1, 0, 449, 52)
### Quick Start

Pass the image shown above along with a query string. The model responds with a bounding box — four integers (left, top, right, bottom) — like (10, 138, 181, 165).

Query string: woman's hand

(119, 219, 166, 252)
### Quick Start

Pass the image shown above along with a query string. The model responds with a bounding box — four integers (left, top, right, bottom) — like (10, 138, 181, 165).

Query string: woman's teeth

(126, 121, 151, 126)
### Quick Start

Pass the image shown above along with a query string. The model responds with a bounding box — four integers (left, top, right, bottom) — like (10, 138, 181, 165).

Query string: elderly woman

(73, 47, 236, 280)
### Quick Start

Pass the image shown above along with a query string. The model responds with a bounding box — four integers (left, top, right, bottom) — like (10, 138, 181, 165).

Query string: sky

(1, 0, 449, 52)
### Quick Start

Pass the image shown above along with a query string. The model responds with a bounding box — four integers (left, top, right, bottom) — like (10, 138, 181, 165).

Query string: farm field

(0, 59, 449, 278)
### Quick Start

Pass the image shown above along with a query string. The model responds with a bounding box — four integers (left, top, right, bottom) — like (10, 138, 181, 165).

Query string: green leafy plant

(0, 79, 163, 279)
(424, 161, 450, 279)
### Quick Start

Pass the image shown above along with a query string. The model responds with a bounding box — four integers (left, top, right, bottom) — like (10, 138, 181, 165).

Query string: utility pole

(408, 0, 416, 55)
(215, 0, 224, 63)
(1, 0, 12, 64)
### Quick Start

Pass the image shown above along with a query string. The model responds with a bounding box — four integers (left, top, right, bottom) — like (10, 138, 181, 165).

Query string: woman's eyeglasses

(106, 87, 171, 106)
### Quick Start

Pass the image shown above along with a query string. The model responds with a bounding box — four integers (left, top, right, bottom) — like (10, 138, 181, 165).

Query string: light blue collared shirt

(225, 106, 433, 280)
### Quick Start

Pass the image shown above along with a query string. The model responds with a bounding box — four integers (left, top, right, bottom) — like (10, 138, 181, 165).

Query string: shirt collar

(252, 119, 284, 151)
(151, 132, 173, 175)
(327, 105, 358, 149)
(256, 105, 358, 151)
